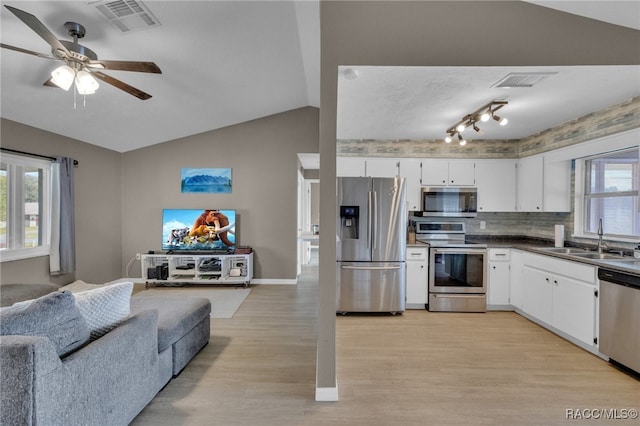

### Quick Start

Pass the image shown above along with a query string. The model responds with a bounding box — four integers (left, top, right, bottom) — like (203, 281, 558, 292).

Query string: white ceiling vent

(91, 0, 161, 33)
(491, 72, 557, 88)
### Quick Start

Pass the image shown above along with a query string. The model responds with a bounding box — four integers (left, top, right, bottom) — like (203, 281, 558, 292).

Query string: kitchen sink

(541, 247, 589, 254)
(569, 252, 626, 260)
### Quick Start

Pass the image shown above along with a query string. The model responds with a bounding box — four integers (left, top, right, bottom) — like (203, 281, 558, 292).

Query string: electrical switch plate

(480, 221, 486, 230)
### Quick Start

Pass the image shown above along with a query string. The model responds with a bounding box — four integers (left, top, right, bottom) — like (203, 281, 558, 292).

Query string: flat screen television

(162, 209, 236, 251)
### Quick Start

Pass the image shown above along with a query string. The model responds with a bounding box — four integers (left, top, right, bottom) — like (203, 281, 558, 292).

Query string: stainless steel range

(412, 219, 487, 312)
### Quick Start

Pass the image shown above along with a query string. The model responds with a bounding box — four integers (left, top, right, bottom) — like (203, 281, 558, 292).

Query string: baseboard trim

(250, 279, 297, 285)
(315, 386, 339, 402)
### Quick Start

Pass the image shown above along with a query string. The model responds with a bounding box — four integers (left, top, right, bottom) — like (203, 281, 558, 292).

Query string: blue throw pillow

(0, 290, 91, 357)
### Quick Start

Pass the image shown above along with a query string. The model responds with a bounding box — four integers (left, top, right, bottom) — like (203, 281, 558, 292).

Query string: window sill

(0, 247, 50, 263)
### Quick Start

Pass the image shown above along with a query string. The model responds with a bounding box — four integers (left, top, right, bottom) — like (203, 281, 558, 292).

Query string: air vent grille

(491, 72, 557, 88)
(91, 0, 161, 33)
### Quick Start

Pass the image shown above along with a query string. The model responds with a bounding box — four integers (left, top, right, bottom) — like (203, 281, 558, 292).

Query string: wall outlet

(135, 253, 141, 260)
(480, 221, 486, 230)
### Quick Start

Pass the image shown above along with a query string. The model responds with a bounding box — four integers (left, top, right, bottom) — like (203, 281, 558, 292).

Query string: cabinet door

(399, 158, 422, 211)
(517, 156, 543, 212)
(476, 159, 516, 212)
(448, 160, 475, 186)
(421, 159, 450, 186)
(406, 250, 428, 307)
(552, 276, 596, 346)
(509, 250, 524, 310)
(337, 157, 366, 177)
(366, 158, 399, 177)
(543, 158, 571, 212)
(488, 261, 510, 306)
(522, 266, 553, 324)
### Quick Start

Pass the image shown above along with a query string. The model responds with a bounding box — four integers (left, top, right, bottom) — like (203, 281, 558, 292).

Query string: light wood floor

(132, 261, 639, 426)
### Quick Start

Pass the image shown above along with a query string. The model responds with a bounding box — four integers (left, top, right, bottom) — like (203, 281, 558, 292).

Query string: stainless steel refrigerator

(336, 177, 407, 313)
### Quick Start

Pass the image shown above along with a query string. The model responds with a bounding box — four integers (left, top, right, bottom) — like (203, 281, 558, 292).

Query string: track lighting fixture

(444, 100, 508, 145)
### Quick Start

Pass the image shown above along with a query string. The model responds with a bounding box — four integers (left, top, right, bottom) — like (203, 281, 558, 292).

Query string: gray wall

(121, 107, 319, 280)
(0, 118, 123, 285)
(317, 0, 640, 393)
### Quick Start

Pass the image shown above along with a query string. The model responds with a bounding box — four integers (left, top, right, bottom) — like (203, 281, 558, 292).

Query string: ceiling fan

(1, 5, 161, 100)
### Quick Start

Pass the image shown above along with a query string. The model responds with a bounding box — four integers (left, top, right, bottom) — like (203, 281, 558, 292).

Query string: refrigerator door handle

(372, 190, 378, 250)
(341, 265, 402, 271)
(367, 191, 373, 248)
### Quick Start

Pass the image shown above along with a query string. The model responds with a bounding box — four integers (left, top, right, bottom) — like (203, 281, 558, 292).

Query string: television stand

(140, 252, 253, 287)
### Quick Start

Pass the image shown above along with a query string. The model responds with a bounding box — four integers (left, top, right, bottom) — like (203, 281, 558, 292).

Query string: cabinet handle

(492, 266, 496, 269)
(442, 180, 446, 184)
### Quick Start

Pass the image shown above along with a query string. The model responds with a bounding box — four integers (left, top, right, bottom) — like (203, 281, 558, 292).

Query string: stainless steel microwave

(421, 187, 477, 217)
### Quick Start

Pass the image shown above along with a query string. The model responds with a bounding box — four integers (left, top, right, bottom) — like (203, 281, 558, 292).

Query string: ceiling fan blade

(87, 60, 162, 74)
(43, 78, 59, 88)
(4, 5, 70, 57)
(1, 43, 56, 59)
(91, 70, 153, 100)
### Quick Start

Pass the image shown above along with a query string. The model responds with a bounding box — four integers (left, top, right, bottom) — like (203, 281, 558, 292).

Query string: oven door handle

(433, 248, 487, 255)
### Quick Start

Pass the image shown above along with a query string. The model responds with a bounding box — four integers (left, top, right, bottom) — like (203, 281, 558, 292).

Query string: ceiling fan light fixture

(75, 70, 99, 95)
(51, 65, 75, 90)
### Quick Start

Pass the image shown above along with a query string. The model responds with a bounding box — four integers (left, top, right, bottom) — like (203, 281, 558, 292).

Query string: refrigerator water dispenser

(340, 206, 359, 239)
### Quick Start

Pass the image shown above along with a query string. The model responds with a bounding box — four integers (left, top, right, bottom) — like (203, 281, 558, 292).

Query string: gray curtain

(50, 157, 75, 274)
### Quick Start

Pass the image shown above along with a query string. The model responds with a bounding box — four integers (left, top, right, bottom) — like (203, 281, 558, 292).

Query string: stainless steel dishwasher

(598, 268, 640, 374)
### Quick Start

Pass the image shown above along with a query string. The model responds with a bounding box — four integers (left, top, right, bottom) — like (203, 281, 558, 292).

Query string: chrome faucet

(597, 218, 609, 253)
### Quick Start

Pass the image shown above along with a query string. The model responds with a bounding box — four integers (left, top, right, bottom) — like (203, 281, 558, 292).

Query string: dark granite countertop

(409, 235, 640, 276)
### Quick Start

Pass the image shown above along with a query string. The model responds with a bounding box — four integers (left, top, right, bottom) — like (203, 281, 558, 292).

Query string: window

(583, 148, 639, 239)
(0, 153, 51, 261)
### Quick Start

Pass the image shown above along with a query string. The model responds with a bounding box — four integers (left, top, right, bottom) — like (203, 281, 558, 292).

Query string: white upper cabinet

(475, 159, 517, 212)
(516, 156, 544, 212)
(422, 159, 475, 186)
(398, 158, 422, 211)
(336, 157, 399, 177)
(337, 157, 366, 177)
(516, 155, 571, 212)
(365, 158, 399, 177)
(543, 159, 571, 212)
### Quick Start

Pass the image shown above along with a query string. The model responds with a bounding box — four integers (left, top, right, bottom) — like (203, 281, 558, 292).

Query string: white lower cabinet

(520, 253, 598, 349)
(487, 248, 511, 308)
(406, 247, 428, 309)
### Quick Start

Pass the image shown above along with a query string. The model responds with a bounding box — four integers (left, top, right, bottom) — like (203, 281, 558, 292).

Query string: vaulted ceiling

(1, 1, 638, 153)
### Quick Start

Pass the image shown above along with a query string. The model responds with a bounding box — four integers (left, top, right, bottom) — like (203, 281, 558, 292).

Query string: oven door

(429, 248, 487, 294)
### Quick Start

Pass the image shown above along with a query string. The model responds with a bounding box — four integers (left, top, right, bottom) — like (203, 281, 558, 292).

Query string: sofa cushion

(130, 296, 211, 352)
(0, 291, 90, 357)
(73, 282, 133, 340)
(59, 280, 102, 293)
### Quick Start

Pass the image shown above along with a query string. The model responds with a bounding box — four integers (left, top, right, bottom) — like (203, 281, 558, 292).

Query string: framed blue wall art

(181, 168, 232, 194)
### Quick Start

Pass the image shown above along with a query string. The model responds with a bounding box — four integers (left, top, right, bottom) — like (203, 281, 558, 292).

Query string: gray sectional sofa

(0, 282, 211, 425)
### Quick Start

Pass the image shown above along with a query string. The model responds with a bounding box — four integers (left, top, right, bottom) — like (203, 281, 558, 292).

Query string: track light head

(493, 114, 508, 126)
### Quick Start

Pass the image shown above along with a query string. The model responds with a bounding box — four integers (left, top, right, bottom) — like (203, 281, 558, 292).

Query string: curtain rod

(0, 147, 78, 166)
